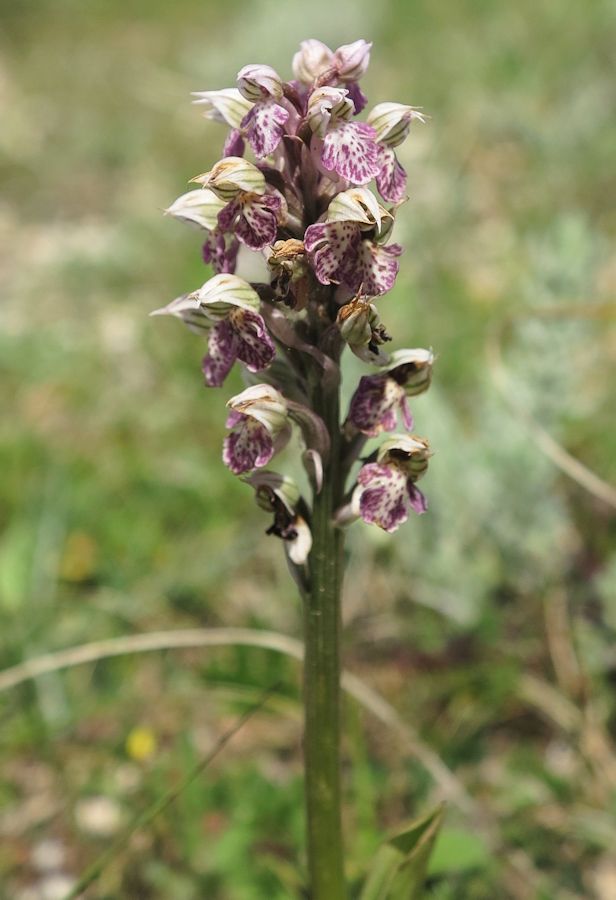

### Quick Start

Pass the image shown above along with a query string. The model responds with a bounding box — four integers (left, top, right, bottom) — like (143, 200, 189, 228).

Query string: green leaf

(428, 827, 490, 876)
(360, 804, 445, 900)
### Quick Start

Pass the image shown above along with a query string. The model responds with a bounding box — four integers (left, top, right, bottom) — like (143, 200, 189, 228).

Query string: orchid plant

(154, 38, 434, 899)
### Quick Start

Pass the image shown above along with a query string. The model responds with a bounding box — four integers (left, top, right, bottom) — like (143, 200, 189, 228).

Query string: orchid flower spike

(156, 40, 433, 536)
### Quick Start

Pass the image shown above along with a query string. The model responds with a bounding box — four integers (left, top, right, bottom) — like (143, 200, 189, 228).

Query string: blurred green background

(1, 0, 615, 897)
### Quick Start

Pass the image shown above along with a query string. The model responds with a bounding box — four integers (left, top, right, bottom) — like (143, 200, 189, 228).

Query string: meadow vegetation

(1, 0, 615, 896)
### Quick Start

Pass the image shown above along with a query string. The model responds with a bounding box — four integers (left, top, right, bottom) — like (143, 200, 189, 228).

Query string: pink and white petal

(202, 320, 238, 387)
(236, 195, 280, 250)
(231, 308, 276, 372)
(223, 419, 274, 474)
(202, 231, 218, 266)
(358, 240, 402, 295)
(380, 407, 398, 432)
(217, 199, 241, 233)
(357, 463, 409, 533)
(346, 81, 368, 114)
(304, 221, 361, 285)
(225, 409, 245, 429)
(375, 145, 407, 203)
(202, 231, 239, 274)
(348, 374, 404, 436)
(400, 396, 414, 431)
(223, 128, 245, 158)
(407, 482, 428, 515)
(309, 136, 349, 189)
(321, 121, 379, 185)
(241, 100, 289, 158)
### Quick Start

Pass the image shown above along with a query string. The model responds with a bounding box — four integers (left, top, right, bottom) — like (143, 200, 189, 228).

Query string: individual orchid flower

(306, 87, 379, 185)
(292, 39, 335, 84)
(245, 470, 312, 564)
(332, 40, 372, 83)
(193, 157, 286, 251)
(331, 39, 372, 113)
(236, 64, 290, 158)
(346, 374, 412, 436)
(223, 384, 291, 475)
(150, 274, 275, 387)
(336, 295, 391, 364)
(346, 348, 434, 435)
(191, 87, 253, 157)
(304, 187, 401, 296)
(352, 434, 431, 533)
(193, 156, 266, 200)
(293, 38, 371, 86)
(165, 188, 239, 273)
(292, 38, 372, 113)
(367, 102, 426, 203)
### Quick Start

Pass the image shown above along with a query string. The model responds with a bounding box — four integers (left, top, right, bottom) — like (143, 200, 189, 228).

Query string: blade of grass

(1, 629, 547, 892)
(0, 627, 474, 816)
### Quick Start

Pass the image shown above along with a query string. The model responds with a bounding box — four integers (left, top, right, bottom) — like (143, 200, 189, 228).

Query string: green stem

(304, 377, 347, 899)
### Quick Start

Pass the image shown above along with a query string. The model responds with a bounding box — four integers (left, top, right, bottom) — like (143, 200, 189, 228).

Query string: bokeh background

(1, 0, 615, 897)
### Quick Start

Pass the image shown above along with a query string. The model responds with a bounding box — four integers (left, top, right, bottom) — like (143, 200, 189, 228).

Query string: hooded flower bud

(192, 157, 266, 201)
(333, 40, 372, 82)
(152, 275, 274, 387)
(192, 88, 253, 129)
(337, 297, 391, 364)
(306, 86, 354, 137)
(305, 190, 401, 295)
(249, 470, 300, 514)
(326, 187, 386, 232)
(152, 274, 258, 327)
(337, 298, 376, 345)
(237, 64, 284, 101)
(165, 188, 226, 231)
(367, 102, 425, 148)
(292, 39, 334, 84)
(384, 348, 434, 396)
(194, 273, 261, 318)
(226, 383, 289, 434)
(367, 103, 426, 203)
(377, 433, 432, 480)
(235, 68, 290, 158)
(223, 385, 291, 475)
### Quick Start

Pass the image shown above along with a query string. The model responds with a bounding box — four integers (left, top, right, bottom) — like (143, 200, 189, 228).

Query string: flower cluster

(155, 39, 433, 556)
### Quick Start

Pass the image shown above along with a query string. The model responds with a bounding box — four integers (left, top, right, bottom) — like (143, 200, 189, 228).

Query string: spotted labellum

(154, 39, 433, 565)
